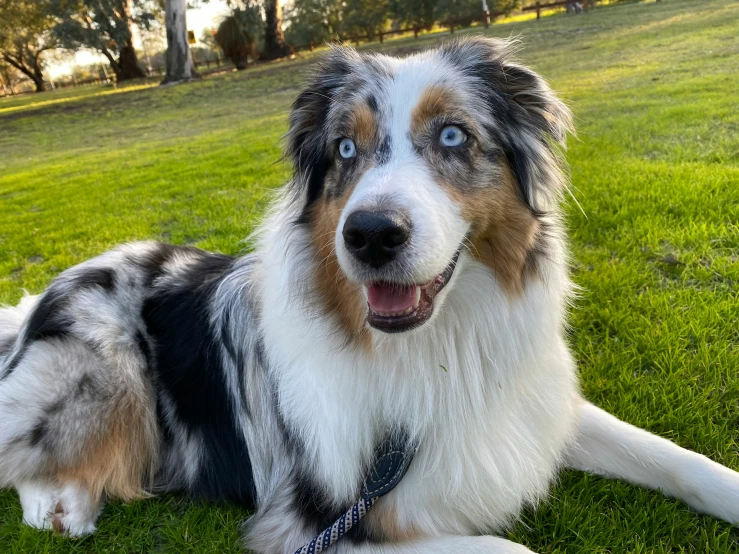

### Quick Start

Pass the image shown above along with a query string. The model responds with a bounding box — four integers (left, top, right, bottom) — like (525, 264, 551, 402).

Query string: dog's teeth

(413, 287, 421, 308)
(377, 305, 416, 317)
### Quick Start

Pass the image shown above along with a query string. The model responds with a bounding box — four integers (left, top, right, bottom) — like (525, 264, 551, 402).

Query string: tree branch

(32, 44, 56, 65)
(1, 52, 36, 81)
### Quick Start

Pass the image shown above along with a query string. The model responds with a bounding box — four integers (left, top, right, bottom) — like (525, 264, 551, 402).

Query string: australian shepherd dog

(0, 37, 737, 553)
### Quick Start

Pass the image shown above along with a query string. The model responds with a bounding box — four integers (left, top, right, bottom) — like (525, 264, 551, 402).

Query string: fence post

(450, 18, 455, 33)
(379, 32, 383, 43)
(484, 10, 490, 28)
(414, 26, 419, 39)
(536, 1, 541, 19)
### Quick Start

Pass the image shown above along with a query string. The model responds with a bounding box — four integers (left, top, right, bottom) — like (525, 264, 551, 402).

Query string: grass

(1, 0, 738, 551)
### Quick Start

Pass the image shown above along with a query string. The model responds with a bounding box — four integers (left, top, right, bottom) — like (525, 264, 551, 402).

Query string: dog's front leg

(566, 399, 739, 523)
(341, 535, 537, 553)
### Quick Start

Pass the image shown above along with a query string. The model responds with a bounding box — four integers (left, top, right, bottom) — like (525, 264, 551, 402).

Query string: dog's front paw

(51, 500, 98, 537)
(18, 480, 103, 537)
(49, 482, 103, 537)
(17, 481, 58, 531)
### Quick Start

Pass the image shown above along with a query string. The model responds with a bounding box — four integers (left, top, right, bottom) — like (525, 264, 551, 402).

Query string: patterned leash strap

(293, 496, 375, 554)
(293, 434, 416, 554)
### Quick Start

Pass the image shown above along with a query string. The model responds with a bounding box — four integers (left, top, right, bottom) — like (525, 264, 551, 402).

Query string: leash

(293, 434, 416, 554)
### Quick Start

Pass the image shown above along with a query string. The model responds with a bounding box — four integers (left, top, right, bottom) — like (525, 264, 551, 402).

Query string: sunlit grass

(1, 0, 738, 551)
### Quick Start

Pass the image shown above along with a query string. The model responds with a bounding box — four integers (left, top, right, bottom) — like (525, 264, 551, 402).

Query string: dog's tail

(0, 294, 39, 366)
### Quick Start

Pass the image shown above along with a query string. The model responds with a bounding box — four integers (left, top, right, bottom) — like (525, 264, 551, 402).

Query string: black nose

(342, 210, 411, 268)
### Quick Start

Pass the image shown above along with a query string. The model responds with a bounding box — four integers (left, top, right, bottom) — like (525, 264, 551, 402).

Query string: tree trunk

(162, 0, 199, 84)
(261, 0, 291, 61)
(116, 42, 146, 80)
(31, 70, 45, 92)
(113, 0, 146, 81)
(31, 55, 46, 92)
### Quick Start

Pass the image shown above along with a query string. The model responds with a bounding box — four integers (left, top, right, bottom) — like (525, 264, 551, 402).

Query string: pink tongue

(367, 283, 417, 314)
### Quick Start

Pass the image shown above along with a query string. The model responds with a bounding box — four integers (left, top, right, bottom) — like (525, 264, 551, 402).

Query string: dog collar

(293, 433, 416, 554)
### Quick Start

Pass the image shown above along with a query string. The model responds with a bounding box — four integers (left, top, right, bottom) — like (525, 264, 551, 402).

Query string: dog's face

(286, 37, 572, 340)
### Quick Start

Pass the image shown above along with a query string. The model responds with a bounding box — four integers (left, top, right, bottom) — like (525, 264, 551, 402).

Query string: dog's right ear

(285, 47, 358, 213)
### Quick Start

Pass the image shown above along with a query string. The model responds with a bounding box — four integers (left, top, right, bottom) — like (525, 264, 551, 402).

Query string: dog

(0, 37, 737, 553)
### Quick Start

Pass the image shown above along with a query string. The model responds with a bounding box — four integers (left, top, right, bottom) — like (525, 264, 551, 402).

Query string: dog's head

(285, 37, 572, 340)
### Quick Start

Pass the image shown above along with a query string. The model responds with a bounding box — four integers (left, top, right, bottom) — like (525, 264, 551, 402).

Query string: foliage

(0, 0, 58, 92)
(284, 0, 344, 47)
(284, 0, 519, 46)
(388, 0, 438, 30)
(491, 0, 520, 17)
(200, 27, 219, 51)
(49, 0, 161, 80)
(214, 6, 262, 69)
(341, 0, 391, 40)
(1, 0, 739, 551)
(436, 0, 489, 21)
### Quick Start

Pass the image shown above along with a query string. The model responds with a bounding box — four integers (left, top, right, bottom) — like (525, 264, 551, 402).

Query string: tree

(261, 0, 290, 60)
(161, 0, 198, 84)
(436, 0, 519, 22)
(342, 0, 390, 41)
(0, 0, 58, 93)
(494, 0, 520, 17)
(214, 8, 260, 69)
(389, 0, 438, 31)
(283, 0, 343, 47)
(50, 0, 159, 81)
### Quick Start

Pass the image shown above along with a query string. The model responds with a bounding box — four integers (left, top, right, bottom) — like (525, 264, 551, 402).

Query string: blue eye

(439, 125, 467, 147)
(339, 138, 356, 159)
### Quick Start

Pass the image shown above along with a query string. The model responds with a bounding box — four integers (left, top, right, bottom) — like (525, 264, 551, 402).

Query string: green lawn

(1, 0, 738, 551)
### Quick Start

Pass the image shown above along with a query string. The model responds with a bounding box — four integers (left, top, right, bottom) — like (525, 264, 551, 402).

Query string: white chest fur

(258, 225, 580, 535)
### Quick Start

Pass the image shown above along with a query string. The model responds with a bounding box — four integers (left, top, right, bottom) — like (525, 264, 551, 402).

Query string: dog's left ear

(445, 37, 574, 213)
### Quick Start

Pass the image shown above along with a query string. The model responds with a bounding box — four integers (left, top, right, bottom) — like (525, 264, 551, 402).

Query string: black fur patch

(76, 267, 116, 291)
(133, 243, 190, 288)
(25, 291, 70, 342)
(1, 266, 121, 381)
(375, 135, 392, 165)
(293, 471, 379, 543)
(0, 336, 16, 357)
(28, 420, 47, 448)
(136, 330, 152, 369)
(289, 86, 333, 224)
(142, 251, 257, 507)
(523, 219, 553, 279)
(295, 471, 348, 534)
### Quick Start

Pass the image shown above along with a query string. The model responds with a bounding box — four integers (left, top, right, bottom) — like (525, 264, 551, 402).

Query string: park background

(1, 0, 739, 551)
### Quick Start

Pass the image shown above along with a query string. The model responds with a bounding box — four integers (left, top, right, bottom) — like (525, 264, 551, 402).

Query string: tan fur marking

(410, 86, 458, 137)
(55, 387, 159, 502)
(362, 501, 421, 542)
(350, 103, 377, 151)
(444, 167, 540, 296)
(310, 184, 371, 350)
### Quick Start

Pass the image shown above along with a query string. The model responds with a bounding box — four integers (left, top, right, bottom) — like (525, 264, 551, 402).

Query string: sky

(47, 0, 232, 79)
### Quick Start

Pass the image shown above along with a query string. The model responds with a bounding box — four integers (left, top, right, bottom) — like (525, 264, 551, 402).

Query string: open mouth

(365, 251, 460, 333)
